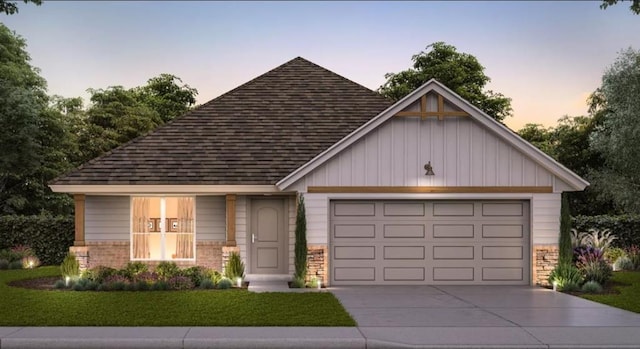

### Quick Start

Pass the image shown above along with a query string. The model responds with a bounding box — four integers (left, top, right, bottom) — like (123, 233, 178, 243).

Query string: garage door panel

(334, 224, 376, 238)
(384, 267, 425, 281)
(383, 224, 425, 238)
(331, 200, 529, 285)
(334, 202, 375, 216)
(433, 224, 474, 238)
(432, 246, 474, 260)
(384, 246, 425, 260)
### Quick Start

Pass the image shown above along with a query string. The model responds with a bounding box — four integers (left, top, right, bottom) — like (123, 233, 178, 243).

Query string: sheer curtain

(175, 197, 194, 259)
(132, 197, 150, 259)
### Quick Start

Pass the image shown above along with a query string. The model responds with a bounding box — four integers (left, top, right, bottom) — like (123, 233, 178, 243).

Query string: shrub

(136, 281, 150, 291)
(60, 253, 80, 279)
(209, 270, 222, 285)
(291, 277, 305, 288)
(0, 259, 9, 269)
(11, 245, 36, 259)
(123, 262, 148, 279)
(580, 229, 617, 250)
(124, 283, 137, 291)
(573, 215, 640, 249)
(8, 260, 22, 269)
(0, 249, 19, 262)
(217, 277, 232, 289)
(53, 279, 66, 289)
(294, 195, 308, 281)
(224, 252, 245, 280)
(180, 266, 208, 287)
(200, 279, 215, 289)
(563, 280, 581, 292)
(615, 256, 634, 271)
(581, 261, 613, 285)
(155, 261, 180, 280)
(85, 281, 99, 291)
(548, 263, 584, 291)
(72, 283, 85, 291)
(151, 280, 169, 291)
(83, 266, 118, 283)
(103, 274, 128, 290)
(0, 215, 74, 265)
(581, 281, 603, 293)
(133, 271, 158, 284)
(627, 245, 640, 270)
(605, 247, 627, 264)
(306, 277, 319, 288)
(167, 275, 194, 290)
(22, 256, 40, 269)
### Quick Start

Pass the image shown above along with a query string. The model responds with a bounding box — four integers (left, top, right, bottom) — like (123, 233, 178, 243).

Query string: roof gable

(50, 57, 393, 186)
(277, 79, 589, 191)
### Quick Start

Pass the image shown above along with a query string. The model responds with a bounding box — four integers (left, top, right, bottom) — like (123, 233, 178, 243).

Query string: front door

(250, 198, 286, 274)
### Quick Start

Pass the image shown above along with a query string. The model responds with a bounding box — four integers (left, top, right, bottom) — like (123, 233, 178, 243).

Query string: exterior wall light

(424, 162, 435, 176)
(552, 280, 558, 292)
(236, 277, 242, 288)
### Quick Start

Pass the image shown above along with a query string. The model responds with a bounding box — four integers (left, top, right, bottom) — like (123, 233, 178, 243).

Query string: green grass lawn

(0, 267, 356, 326)
(581, 271, 640, 313)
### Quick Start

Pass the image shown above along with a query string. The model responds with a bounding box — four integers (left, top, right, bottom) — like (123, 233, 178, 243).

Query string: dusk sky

(3, 1, 639, 130)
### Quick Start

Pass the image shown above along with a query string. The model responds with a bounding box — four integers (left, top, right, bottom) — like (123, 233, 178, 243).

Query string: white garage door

(330, 200, 530, 285)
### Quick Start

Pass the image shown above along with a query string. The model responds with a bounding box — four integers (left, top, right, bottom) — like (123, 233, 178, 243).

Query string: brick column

(533, 244, 559, 286)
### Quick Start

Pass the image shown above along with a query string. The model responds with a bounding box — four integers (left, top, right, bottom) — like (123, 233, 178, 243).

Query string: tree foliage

(590, 48, 640, 214)
(559, 194, 573, 264)
(601, 0, 640, 14)
(294, 195, 308, 282)
(0, 0, 41, 15)
(379, 42, 512, 121)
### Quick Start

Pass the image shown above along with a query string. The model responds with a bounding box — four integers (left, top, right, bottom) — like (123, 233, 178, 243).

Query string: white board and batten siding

(84, 195, 226, 242)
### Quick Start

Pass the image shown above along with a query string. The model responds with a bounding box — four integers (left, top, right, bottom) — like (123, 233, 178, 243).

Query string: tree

(0, 0, 41, 15)
(590, 48, 640, 214)
(559, 194, 573, 265)
(379, 42, 512, 121)
(294, 195, 308, 284)
(601, 0, 640, 14)
(136, 74, 198, 123)
(517, 124, 555, 156)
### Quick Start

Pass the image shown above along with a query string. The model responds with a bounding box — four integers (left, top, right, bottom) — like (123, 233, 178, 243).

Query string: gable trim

(277, 80, 589, 192)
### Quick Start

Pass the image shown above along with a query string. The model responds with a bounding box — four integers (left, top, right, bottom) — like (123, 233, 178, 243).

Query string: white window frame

(130, 195, 197, 261)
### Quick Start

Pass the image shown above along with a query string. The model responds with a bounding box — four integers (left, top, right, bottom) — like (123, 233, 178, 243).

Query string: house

(50, 57, 588, 286)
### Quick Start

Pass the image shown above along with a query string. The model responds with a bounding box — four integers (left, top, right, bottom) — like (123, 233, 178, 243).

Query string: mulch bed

(8, 276, 60, 290)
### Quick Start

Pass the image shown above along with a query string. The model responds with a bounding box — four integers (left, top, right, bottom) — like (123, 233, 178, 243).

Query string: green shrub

(581, 281, 603, 293)
(85, 281, 99, 291)
(136, 281, 150, 291)
(110, 281, 126, 291)
(155, 261, 179, 280)
(0, 215, 74, 265)
(559, 194, 573, 264)
(627, 246, 640, 270)
(291, 277, 305, 288)
(60, 253, 80, 278)
(0, 259, 9, 269)
(124, 283, 137, 291)
(217, 277, 232, 289)
(306, 277, 319, 288)
(549, 263, 584, 290)
(151, 280, 169, 291)
(563, 280, 581, 292)
(224, 252, 245, 280)
(167, 275, 194, 290)
(72, 283, 85, 291)
(582, 261, 613, 285)
(615, 256, 634, 271)
(83, 266, 118, 283)
(209, 270, 222, 285)
(8, 260, 22, 269)
(200, 279, 215, 289)
(53, 279, 66, 289)
(573, 215, 640, 248)
(294, 195, 308, 281)
(180, 266, 208, 287)
(605, 247, 627, 264)
(123, 262, 148, 279)
(0, 249, 19, 262)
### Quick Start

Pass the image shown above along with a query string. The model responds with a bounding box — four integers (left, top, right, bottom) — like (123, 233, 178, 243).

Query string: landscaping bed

(0, 267, 356, 326)
(580, 271, 640, 313)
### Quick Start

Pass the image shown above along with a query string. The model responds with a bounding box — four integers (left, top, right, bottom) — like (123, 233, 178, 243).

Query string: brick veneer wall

(307, 245, 328, 286)
(70, 241, 225, 271)
(533, 244, 559, 286)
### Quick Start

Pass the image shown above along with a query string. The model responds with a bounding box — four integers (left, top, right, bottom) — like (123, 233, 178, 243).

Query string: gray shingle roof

(51, 57, 393, 185)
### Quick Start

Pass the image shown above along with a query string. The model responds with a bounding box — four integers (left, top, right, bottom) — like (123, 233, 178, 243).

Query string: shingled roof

(51, 57, 393, 185)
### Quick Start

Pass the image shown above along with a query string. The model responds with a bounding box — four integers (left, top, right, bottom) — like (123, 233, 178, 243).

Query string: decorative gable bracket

(394, 92, 469, 120)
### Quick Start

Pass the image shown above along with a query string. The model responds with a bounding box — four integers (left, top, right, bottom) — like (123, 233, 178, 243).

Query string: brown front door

(250, 198, 286, 274)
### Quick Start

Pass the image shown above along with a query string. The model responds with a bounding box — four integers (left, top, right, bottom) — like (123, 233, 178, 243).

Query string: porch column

(74, 194, 86, 246)
(226, 194, 236, 246)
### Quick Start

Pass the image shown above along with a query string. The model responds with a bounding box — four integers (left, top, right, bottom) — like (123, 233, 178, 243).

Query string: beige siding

(288, 196, 296, 274)
(195, 196, 225, 241)
(236, 196, 248, 267)
(85, 196, 130, 241)
(531, 193, 561, 245)
(289, 117, 560, 191)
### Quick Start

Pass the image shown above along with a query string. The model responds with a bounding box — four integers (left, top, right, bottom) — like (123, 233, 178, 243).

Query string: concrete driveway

(331, 285, 640, 348)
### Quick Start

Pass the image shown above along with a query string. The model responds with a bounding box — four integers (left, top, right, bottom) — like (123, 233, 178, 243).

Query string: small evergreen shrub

(200, 279, 215, 289)
(123, 262, 148, 279)
(615, 256, 634, 271)
(124, 282, 137, 291)
(0, 259, 9, 269)
(60, 253, 80, 279)
(104, 274, 128, 290)
(136, 281, 150, 291)
(85, 281, 99, 291)
(155, 261, 179, 280)
(0, 249, 19, 262)
(133, 271, 158, 284)
(294, 195, 308, 282)
(151, 280, 169, 291)
(8, 260, 23, 269)
(72, 283, 85, 291)
(180, 266, 208, 287)
(84, 266, 118, 283)
(581, 281, 603, 293)
(167, 275, 194, 290)
(209, 270, 222, 285)
(306, 277, 319, 288)
(53, 279, 66, 289)
(96, 284, 106, 292)
(291, 277, 305, 288)
(224, 252, 245, 280)
(563, 280, 581, 292)
(548, 263, 584, 290)
(217, 277, 232, 289)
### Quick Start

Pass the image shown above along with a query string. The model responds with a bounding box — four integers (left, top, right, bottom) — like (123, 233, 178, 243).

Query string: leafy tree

(601, 0, 640, 14)
(517, 124, 555, 156)
(379, 42, 513, 121)
(136, 74, 197, 123)
(0, 0, 41, 15)
(590, 48, 640, 214)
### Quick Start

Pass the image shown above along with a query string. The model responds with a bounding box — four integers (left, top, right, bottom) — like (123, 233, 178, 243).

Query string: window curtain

(132, 197, 150, 259)
(175, 197, 194, 259)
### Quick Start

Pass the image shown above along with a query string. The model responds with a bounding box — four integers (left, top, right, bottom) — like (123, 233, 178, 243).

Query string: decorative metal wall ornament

(424, 161, 435, 176)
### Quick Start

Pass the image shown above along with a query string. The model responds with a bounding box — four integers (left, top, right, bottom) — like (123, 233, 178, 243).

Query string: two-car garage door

(330, 200, 530, 285)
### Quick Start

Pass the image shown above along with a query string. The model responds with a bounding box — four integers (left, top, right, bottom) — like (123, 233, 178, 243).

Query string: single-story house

(50, 57, 588, 286)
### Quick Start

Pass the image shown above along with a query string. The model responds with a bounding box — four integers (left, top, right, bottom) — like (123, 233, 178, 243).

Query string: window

(131, 197, 195, 260)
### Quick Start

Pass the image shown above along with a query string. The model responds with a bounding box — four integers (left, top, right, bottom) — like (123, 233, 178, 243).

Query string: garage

(330, 200, 530, 285)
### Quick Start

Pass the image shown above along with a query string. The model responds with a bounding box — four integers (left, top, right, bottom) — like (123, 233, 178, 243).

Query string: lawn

(581, 271, 640, 313)
(0, 267, 356, 326)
